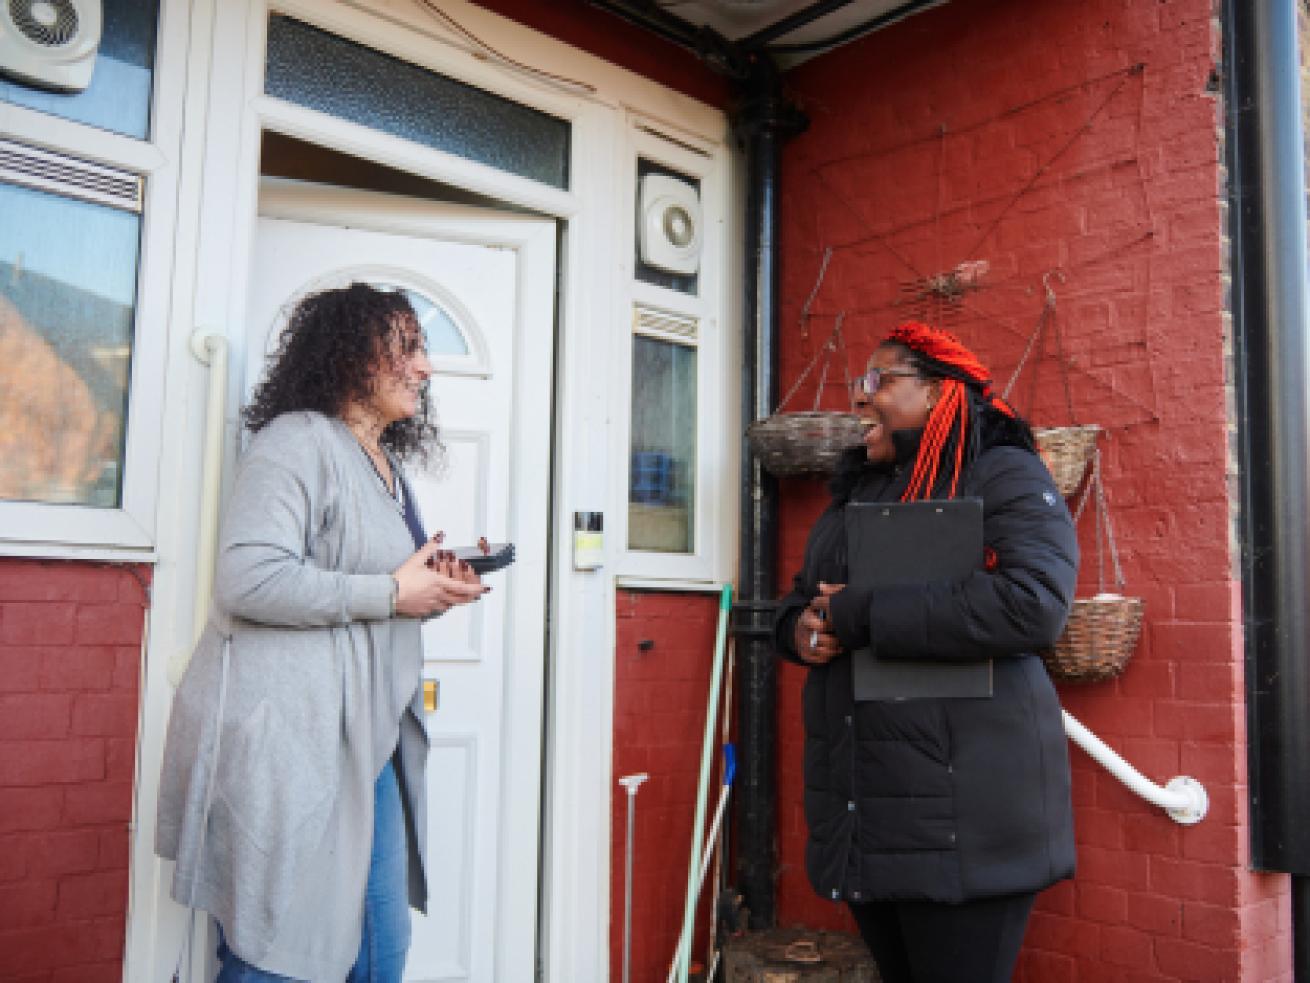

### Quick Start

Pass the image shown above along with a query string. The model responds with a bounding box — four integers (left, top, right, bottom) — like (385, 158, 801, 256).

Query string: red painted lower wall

(772, 0, 1293, 979)
(0, 559, 148, 983)
(611, 589, 725, 983)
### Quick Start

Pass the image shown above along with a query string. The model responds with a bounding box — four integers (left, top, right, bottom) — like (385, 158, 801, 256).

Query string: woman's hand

(795, 582, 846, 665)
(393, 539, 488, 618)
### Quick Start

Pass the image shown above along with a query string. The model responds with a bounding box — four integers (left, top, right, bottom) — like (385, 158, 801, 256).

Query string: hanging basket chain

(1069, 449, 1126, 594)
(1001, 270, 1077, 424)
(775, 312, 851, 414)
(798, 247, 834, 342)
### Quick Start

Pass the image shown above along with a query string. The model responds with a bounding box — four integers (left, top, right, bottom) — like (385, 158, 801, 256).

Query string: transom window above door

(263, 14, 571, 190)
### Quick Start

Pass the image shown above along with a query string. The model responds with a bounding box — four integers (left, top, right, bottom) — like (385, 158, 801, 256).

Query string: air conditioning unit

(0, 0, 102, 93)
(638, 173, 704, 276)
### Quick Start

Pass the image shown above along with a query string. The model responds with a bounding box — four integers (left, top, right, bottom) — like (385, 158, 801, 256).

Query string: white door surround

(245, 180, 555, 981)
(124, 3, 734, 981)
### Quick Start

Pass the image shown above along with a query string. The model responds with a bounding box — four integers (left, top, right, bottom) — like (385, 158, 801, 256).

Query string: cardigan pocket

(214, 698, 334, 852)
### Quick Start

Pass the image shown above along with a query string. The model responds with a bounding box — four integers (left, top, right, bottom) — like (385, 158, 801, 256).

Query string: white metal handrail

(1062, 709, 1208, 825)
(166, 330, 229, 687)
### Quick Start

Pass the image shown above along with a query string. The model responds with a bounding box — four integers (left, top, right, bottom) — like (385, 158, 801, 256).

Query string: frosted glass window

(0, 180, 141, 506)
(265, 15, 570, 190)
(0, 0, 159, 140)
(628, 335, 696, 553)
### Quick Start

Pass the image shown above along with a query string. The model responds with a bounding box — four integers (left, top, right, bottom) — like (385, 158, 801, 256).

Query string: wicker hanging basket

(747, 412, 867, 477)
(1004, 276, 1099, 497)
(1034, 424, 1101, 497)
(747, 313, 865, 477)
(1042, 449, 1145, 682)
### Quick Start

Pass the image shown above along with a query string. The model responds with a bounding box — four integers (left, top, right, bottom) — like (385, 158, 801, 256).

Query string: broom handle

(673, 585, 733, 983)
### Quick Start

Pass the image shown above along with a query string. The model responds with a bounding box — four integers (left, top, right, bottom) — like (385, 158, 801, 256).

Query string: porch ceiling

(594, 0, 946, 69)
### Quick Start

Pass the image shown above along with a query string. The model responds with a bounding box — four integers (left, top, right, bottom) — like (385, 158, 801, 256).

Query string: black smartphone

(450, 542, 515, 575)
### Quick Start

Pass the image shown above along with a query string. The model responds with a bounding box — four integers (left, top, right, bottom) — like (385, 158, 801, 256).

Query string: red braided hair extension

(884, 321, 1012, 501)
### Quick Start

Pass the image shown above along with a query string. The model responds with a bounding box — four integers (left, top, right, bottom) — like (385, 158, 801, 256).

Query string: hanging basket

(748, 312, 864, 477)
(1041, 449, 1145, 682)
(1034, 424, 1101, 497)
(747, 411, 867, 476)
(1043, 593, 1144, 682)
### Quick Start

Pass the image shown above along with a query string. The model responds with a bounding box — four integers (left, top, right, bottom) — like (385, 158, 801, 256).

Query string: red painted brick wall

(473, 0, 731, 108)
(775, 0, 1293, 979)
(0, 559, 148, 983)
(611, 589, 725, 983)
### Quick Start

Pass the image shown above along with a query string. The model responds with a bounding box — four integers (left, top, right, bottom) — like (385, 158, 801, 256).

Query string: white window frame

(611, 119, 738, 586)
(0, 1, 188, 560)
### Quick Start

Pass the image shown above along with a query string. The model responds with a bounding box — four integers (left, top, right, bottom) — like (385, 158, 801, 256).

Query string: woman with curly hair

(775, 321, 1078, 983)
(156, 283, 485, 982)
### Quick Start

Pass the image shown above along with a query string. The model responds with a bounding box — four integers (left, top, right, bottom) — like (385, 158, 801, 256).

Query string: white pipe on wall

(166, 330, 228, 687)
(1062, 709, 1208, 825)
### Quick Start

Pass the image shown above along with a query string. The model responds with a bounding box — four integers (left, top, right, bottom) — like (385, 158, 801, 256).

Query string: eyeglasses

(855, 367, 920, 396)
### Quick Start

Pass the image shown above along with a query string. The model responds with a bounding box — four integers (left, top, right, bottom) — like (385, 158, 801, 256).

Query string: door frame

(255, 178, 557, 981)
(127, 2, 732, 980)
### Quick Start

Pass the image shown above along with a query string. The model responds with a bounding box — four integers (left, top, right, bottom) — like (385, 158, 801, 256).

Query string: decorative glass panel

(0, 0, 160, 140)
(628, 334, 696, 553)
(401, 288, 467, 356)
(0, 179, 140, 506)
(265, 15, 570, 190)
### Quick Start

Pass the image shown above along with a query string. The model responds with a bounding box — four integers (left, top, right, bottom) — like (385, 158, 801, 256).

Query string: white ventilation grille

(0, 137, 142, 213)
(634, 304, 699, 346)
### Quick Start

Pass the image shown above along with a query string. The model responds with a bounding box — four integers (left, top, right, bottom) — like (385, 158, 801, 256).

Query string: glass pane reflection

(628, 335, 696, 553)
(0, 181, 140, 507)
(0, 0, 159, 140)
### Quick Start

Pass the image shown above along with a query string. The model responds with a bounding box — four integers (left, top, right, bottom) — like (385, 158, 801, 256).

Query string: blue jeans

(216, 758, 412, 983)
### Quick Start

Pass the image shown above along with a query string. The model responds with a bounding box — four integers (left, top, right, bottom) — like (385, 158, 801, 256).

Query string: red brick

(0, 786, 63, 832)
(0, 649, 42, 693)
(111, 646, 140, 690)
(1154, 937, 1240, 980)
(0, 878, 57, 928)
(104, 737, 136, 784)
(97, 828, 128, 871)
(1126, 891, 1182, 938)
(19, 829, 100, 878)
(0, 916, 123, 972)
(1152, 700, 1237, 743)
(55, 869, 127, 919)
(0, 694, 72, 739)
(0, 603, 77, 645)
(52, 963, 126, 983)
(70, 694, 138, 738)
(1075, 882, 1128, 925)
(74, 604, 145, 646)
(0, 562, 121, 602)
(61, 782, 132, 827)
(1149, 856, 1239, 905)
(39, 646, 117, 692)
(1099, 923, 1154, 967)
(0, 739, 103, 786)
(1122, 814, 1182, 858)
(0, 845, 24, 882)
(1181, 900, 1238, 947)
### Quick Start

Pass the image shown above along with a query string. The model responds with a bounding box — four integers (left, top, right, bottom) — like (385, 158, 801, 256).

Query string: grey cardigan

(156, 411, 430, 980)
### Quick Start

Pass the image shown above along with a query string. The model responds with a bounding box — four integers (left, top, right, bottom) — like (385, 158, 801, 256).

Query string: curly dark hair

(243, 282, 442, 463)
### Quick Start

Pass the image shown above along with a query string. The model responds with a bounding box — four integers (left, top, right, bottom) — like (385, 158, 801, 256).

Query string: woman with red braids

(773, 322, 1078, 983)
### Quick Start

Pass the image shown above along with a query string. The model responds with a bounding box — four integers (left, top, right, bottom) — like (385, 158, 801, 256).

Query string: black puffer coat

(774, 433, 1078, 904)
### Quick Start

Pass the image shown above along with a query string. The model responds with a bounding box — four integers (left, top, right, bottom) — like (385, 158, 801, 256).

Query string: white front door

(245, 179, 555, 982)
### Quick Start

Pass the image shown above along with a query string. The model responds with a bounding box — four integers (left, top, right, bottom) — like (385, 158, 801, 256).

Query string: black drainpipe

(1225, 1, 1310, 978)
(730, 55, 807, 930)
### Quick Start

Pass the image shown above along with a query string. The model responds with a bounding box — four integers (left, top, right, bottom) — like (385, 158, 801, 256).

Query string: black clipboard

(845, 499, 993, 700)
